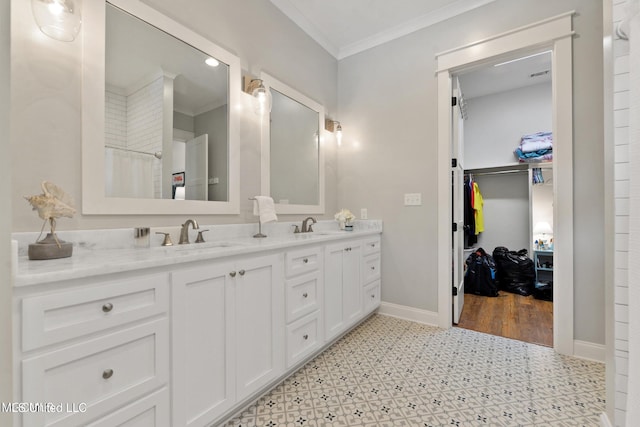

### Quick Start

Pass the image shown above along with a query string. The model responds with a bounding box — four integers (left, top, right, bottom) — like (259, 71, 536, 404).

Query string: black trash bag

(492, 246, 535, 296)
(533, 282, 553, 301)
(464, 248, 499, 297)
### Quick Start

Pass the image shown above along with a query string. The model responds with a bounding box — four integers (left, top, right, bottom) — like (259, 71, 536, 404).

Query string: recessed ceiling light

(205, 57, 219, 67)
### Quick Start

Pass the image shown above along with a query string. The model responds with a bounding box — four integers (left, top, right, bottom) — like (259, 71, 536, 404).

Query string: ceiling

(457, 50, 552, 99)
(269, 0, 498, 59)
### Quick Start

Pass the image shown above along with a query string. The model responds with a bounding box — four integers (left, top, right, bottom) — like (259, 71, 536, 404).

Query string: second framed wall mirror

(260, 73, 325, 214)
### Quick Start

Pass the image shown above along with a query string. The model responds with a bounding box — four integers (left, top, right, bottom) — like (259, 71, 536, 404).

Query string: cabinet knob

(303, 334, 309, 340)
(371, 294, 376, 299)
(229, 271, 237, 277)
(302, 292, 308, 298)
(239, 269, 245, 276)
(102, 369, 114, 379)
(370, 266, 375, 270)
(371, 243, 376, 248)
(303, 258, 309, 264)
(102, 303, 113, 313)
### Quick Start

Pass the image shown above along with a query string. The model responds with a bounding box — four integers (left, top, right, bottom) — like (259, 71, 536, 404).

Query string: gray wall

(464, 82, 552, 170)
(474, 173, 530, 254)
(10, 0, 338, 231)
(337, 0, 604, 344)
(1, 0, 12, 421)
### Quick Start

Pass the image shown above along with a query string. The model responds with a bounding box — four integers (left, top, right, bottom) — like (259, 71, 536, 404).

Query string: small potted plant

(334, 208, 356, 230)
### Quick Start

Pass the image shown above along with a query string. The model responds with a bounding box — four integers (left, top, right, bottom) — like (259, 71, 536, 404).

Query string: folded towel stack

(515, 131, 553, 163)
(253, 196, 278, 224)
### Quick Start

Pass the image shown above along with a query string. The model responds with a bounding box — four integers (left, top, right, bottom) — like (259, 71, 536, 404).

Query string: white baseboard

(574, 339, 606, 363)
(600, 412, 613, 427)
(378, 302, 439, 326)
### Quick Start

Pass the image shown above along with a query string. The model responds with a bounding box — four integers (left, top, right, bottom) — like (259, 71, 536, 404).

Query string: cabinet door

(324, 241, 362, 342)
(172, 262, 236, 427)
(324, 243, 346, 341)
(234, 253, 285, 401)
(343, 243, 362, 325)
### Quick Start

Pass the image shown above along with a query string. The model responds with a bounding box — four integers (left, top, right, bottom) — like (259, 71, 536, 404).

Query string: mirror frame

(260, 72, 325, 214)
(82, 0, 240, 214)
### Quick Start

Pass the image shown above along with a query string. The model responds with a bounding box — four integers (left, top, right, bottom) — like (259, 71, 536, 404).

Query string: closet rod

(465, 169, 528, 177)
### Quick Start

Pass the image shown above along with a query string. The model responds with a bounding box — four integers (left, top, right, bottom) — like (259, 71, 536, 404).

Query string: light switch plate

(404, 193, 422, 206)
(361, 208, 368, 219)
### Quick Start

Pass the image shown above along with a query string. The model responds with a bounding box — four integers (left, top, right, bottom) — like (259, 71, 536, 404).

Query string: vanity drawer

(286, 311, 321, 368)
(285, 246, 322, 278)
(362, 254, 381, 285)
(285, 272, 321, 323)
(86, 388, 170, 427)
(21, 319, 169, 427)
(362, 237, 381, 256)
(22, 274, 169, 351)
(363, 281, 381, 313)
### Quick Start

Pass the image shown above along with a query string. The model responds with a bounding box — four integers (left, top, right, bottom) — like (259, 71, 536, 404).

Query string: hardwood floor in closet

(456, 293, 553, 347)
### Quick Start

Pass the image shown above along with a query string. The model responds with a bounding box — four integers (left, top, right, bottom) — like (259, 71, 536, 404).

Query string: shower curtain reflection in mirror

(105, 147, 157, 199)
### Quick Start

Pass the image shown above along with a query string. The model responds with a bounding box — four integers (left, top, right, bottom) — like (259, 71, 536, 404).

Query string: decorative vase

(339, 220, 346, 230)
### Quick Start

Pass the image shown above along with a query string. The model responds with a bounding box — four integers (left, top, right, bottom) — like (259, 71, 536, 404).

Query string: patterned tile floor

(224, 314, 605, 427)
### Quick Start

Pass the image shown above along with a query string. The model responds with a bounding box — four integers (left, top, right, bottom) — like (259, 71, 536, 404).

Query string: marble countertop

(13, 220, 382, 287)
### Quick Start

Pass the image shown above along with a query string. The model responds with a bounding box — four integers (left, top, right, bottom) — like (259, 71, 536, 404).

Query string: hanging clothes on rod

(463, 173, 484, 247)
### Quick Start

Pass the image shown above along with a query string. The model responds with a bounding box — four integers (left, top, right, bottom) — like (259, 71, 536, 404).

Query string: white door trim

(435, 12, 575, 355)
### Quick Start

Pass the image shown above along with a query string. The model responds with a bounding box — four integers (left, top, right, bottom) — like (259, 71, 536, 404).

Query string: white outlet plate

(404, 193, 422, 206)
(361, 208, 368, 219)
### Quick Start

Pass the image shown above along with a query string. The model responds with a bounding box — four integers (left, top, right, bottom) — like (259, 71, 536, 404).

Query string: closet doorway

(436, 12, 574, 356)
(452, 53, 554, 347)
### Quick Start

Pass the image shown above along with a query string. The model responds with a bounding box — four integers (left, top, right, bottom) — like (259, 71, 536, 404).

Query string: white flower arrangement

(334, 208, 356, 224)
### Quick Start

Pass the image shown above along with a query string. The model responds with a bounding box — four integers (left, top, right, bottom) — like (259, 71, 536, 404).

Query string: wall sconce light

(325, 119, 343, 146)
(32, 0, 82, 42)
(243, 77, 272, 116)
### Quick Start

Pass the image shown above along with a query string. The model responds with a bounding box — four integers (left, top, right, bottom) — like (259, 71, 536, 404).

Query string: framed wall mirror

(260, 73, 325, 214)
(82, 0, 240, 214)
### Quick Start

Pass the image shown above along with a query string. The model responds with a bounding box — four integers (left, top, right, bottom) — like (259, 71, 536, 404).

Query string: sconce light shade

(335, 122, 343, 146)
(32, 0, 82, 42)
(325, 119, 343, 146)
(248, 79, 272, 116)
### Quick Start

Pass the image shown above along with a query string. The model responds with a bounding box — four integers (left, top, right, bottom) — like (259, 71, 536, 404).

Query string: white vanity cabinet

(17, 274, 170, 427)
(14, 227, 382, 427)
(324, 241, 363, 342)
(171, 253, 284, 427)
(361, 236, 382, 313)
(284, 246, 323, 368)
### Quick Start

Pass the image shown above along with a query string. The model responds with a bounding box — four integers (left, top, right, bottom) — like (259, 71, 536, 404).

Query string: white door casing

(436, 12, 575, 355)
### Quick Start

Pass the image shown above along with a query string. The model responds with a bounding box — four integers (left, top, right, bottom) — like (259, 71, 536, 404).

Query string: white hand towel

(253, 196, 278, 224)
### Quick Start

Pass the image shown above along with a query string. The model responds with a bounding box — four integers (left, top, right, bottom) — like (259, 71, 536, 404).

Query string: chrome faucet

(301, 217, 317, 233)
(179, 219, 199, 244)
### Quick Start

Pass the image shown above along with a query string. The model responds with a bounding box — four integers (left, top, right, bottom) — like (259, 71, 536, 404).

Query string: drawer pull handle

(371, 294, 376, 298)
(102, 303, 113, 313)
(303, 292, 308, 298)
(371, 266, 375, 270)
(102, 369, 114, 379)
(303, 334, 309, 340)
(229, 271, 237, 277)
(303, 258, 309, 263)
(239, 269, 245, 276)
